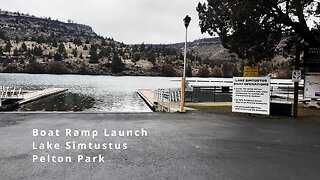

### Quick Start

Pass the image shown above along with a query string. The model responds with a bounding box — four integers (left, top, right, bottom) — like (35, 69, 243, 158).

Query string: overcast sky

(1, 0, 211, 44)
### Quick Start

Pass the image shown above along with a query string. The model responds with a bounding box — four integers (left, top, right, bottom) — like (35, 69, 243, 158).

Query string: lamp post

(180, 15, 191, 112)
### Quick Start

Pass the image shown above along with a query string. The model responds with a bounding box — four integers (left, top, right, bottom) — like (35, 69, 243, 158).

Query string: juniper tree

(89, 44, 99, 63)
(111, 54, 125, 73)
(72, 48, 78, 58)
(21, 42, 27, 52)
(5, 40, 12, 54)
(197, 0, 320, 63)
(58, 43, 67, 58)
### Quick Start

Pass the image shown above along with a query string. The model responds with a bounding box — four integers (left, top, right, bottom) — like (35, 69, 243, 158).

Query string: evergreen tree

(15, 36, 20, 43)
(52, 40, 58, 48)
(98, 47, 110, 58)
(73, 38, 82, 46)
(111, 54, 125, 73)
(133, 52, 141, 62)
(13, 47, 19, 56)
(5, 40, 12, 54)
(33, 46, 43, 56)
(197, 66, 210, 77)
(197, 0, 320, 63)
(161, 64, 176, 77)
(36, 36, 46, 44)
(222, 63, 233, 77)
(21, 42, 27, 52)
(139, 43, 145, 52)
(72, 48, 78, 58)
(58, 43, 67, 58)
(231, 64, 240, 77)
(147, 51, 156, 64)
(48, 52, 53, 59)
(0, 30, 6, 40)
(30, 36, 37, 42)
(101, 39, 107, 46)
(211, 67, 223, 77)
(186, 65, 192, 77)
(89, 44, 99, 63)
(54, 52, 63, 61)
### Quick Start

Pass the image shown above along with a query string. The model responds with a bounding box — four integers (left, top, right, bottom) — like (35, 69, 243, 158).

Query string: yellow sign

(244, 66, 259, 77)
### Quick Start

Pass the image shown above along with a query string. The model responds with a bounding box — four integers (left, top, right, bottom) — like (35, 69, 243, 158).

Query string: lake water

(0, 73, 180, 112)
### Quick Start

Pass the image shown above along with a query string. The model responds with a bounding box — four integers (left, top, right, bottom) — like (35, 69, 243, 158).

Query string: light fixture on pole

(180, 15, 191, 112)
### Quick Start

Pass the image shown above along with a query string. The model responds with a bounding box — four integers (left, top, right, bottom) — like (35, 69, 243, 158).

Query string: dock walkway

(0, 87, 68, 110)
(137, 89, 156, 111)
(18, 88, 68, 105)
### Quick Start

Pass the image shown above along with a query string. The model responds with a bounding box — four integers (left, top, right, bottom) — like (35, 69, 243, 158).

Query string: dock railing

(154, 88, 181, 112)
(0, 86, 24, 107)
(0, 86, 23, 98)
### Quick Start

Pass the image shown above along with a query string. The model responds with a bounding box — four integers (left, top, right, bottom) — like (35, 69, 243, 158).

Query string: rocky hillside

(0, 10, 292, 78)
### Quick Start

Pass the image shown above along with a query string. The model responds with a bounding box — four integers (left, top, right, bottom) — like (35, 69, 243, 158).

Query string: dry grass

(298, 107, 320, 122)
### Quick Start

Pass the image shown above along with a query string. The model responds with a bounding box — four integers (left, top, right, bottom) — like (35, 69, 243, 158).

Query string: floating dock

(0, 88, 68, 111)
(18, 88, 68, 105)
(137, 89, 156, 111)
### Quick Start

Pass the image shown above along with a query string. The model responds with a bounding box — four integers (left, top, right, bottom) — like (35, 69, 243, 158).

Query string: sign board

(243, 66, 259, 77)
(304, 46, 320, 73)
(232, 77, 271, 115)
(304, 47, 320, 65)
(304, 73, 320, 99)
(292, 70, 302, 82)
(185, 81, 193, 91)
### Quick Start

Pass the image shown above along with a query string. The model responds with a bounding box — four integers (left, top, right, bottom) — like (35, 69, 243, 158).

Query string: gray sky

(1, 0, 211, 44)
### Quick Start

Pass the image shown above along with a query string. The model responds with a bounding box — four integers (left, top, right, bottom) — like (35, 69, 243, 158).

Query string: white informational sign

(232, 77, 271, 115)
(304, 73, 320, 99)
(292, 70, 302, 82)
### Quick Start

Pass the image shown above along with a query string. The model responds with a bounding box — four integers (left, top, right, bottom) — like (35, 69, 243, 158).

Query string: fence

(0, 86, 23, 107)
(154, 88, 181, 112)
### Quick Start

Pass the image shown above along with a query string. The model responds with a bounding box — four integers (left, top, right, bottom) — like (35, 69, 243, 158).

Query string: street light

(180, 15, 191, 112)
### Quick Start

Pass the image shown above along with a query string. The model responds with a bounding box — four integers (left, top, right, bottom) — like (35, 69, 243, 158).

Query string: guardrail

(154, 88, 181, 112)
(0, 86, 23, 98)
(0, 86, 23, 107)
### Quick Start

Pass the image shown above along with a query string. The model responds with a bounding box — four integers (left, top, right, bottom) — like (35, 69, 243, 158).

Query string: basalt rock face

(0, 10, 290, 78)
(0, 11, 96, 42)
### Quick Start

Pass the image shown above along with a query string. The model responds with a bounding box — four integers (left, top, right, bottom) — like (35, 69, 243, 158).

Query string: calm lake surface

(0, 73, 180, 112)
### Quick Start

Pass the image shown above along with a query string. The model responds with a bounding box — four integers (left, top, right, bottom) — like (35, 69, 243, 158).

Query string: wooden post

(293, 43, 301, 118)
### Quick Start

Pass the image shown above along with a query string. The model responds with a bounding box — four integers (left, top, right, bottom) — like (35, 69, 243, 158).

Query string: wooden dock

(0, 88, 68, 110)
(137, 89, 156, 111)
(18, 88, 68, 105)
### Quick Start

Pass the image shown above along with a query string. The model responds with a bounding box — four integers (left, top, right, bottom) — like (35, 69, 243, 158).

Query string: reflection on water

(0, 73, 180, 112)
(19, 93, 95, 112)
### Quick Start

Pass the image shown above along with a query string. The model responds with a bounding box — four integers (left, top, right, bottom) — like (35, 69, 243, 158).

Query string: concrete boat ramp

(0, 87, 68, 110)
